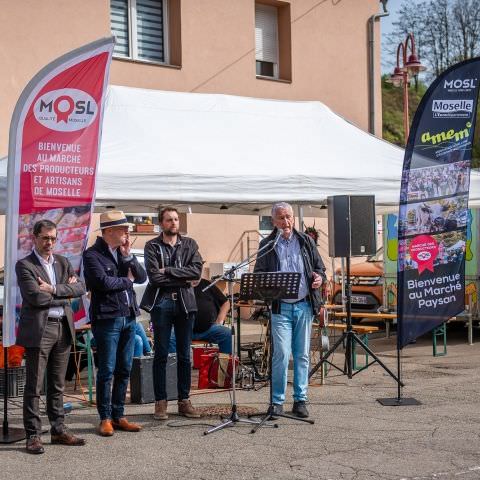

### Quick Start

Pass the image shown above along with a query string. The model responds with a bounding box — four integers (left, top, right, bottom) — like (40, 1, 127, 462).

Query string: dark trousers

(23, 318, 71, 437)
(151, 298, 194, 401)
(92, 315, 136, 420)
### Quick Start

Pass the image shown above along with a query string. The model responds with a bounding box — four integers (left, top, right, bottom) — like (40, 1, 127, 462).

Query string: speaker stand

(309, 256, 402, 387)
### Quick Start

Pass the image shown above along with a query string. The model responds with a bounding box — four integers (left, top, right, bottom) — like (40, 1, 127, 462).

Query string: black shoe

(292, 401, 309, 418)
(270, 403, 284, 419)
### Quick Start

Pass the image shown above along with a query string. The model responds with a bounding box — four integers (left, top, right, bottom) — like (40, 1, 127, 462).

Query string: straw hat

(99, 210, 135, 230)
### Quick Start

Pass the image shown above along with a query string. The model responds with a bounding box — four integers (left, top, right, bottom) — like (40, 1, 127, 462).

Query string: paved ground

(2, 323, 480, 480)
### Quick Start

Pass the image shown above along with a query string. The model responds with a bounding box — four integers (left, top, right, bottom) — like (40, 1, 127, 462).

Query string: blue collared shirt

(275, 232, 308, 302)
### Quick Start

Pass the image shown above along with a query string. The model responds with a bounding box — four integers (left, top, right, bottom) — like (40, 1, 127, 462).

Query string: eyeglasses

(37, 235, 57, 242)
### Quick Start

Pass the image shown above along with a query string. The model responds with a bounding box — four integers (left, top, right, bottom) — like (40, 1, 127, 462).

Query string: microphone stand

(203, 234, 280, 435)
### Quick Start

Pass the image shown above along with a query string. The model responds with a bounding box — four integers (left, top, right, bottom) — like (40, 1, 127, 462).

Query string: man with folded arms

(83, 211, 147, 436)
(16, 219, 86, 454)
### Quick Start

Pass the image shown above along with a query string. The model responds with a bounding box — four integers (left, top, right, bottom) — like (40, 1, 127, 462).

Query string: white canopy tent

(1, 85, 479, 214)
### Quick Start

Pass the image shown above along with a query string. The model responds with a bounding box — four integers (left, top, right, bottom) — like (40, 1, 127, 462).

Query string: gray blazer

(15, 252, 86, 348)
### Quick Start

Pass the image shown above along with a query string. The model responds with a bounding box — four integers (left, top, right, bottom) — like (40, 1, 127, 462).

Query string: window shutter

(136, 0, 165, 62)
(255, 4, 278, 64)
(111, 0, 130, 57)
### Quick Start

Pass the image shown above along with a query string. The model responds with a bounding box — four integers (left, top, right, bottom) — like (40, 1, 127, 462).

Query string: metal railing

(227, 230, 268, 263)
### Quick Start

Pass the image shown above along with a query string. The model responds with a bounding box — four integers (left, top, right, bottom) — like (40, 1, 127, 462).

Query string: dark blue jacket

(83, 236, 147, 321)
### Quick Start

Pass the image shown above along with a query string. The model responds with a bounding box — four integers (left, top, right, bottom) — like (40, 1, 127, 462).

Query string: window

(111, 0, 168, 63)
(255, 2, 292, 81)
(255, 4, 279, 78)
(259, 216, 273, 232)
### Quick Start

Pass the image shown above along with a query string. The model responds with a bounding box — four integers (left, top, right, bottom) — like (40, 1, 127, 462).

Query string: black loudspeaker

(328, 195, 376, 257)
(130, 354, 177, 404)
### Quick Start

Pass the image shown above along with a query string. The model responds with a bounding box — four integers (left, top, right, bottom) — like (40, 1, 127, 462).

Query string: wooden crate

(135, 224, 154, 233)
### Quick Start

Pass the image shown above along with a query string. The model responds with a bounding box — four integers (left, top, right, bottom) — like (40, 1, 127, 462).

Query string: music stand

(240, 272, 315, 433)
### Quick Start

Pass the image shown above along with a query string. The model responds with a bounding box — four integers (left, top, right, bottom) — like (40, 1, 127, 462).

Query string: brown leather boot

(111, 417, 142, 432)
(178, 399, 201, 418)
(97, 419, 114, 437)
(26, 435, 44, 454)
(154, 400, 168, 420)
(51, 430, 86, 446)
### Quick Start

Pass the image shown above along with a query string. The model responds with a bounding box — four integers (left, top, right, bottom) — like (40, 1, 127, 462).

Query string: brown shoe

(112, 417, 142, 432)
(154, 400, 168, 420)
(97, 419, 114, 437)
(26, 435, 44, 454)
(178, 399, 201, 418)
(51, 431, 86, 446)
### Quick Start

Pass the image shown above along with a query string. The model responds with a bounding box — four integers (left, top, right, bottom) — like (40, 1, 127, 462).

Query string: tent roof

(95, 86, 405, 215)
(1, 85, 479, 215)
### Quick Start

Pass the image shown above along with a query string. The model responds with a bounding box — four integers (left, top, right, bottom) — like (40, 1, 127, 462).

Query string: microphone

(271, 230, 282, 248)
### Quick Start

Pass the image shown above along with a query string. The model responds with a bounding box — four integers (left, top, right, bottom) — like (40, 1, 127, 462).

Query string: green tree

(386, 0, 480, 79)
(381, 75, 426, 146)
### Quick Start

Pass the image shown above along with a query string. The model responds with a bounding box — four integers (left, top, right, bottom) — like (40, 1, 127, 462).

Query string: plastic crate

(0, 366, 26, 397)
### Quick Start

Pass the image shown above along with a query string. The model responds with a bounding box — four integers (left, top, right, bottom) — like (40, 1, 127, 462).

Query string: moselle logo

(443, 78, 477, 92)
(417, 251, 431, 262)
(34, 88, 98, 132)
(421, 122, 472, 145)
(432, 99, 473, 118)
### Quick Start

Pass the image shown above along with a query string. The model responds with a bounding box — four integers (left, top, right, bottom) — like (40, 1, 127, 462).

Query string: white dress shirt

(33, 249, 64, 318)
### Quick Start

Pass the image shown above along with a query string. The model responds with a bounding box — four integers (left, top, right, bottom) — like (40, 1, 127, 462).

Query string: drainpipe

(368, 0, 389, 135)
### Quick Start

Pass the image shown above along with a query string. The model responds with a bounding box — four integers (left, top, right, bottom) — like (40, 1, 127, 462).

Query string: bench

(328, 311, 397, 338)
(328, 324, 380, 335)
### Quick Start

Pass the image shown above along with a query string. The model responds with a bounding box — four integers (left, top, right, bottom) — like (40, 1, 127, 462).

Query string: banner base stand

(0, 426, 25, 444)
(376, 397, 421, 406)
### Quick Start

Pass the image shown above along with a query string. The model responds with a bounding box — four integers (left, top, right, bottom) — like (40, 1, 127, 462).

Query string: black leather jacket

(253, 228, 326, 314)
(83, 236, 147, 320)
(140, 234, 203, 314)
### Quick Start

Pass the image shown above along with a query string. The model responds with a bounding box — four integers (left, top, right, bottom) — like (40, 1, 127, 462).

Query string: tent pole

(298, 205, 304, 231)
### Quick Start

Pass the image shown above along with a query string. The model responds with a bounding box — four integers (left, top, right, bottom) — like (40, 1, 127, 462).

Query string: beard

(163, 226, 178, 236)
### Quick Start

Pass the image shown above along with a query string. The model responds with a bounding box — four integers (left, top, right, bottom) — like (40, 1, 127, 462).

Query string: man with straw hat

(83, 210, 147, 436)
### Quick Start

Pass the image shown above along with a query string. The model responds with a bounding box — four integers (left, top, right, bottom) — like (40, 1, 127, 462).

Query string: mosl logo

(34, 88, 98, 132)
(443, 78, 477, 91)
(417, 251, 431, 261)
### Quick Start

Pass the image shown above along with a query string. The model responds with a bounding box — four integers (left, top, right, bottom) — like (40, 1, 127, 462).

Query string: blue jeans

(151, 298, 194, 401)
(134, 322, 152, 357)
(271, 300, 313, 405)
(169, 323, 232, 354)
(92, 315, 136, 420)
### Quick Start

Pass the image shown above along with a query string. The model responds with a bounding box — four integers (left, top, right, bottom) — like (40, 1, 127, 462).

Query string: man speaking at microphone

(254, 202, 326, 418)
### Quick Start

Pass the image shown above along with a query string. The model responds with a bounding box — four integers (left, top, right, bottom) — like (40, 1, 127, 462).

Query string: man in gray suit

(16, 219, 86, 454)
